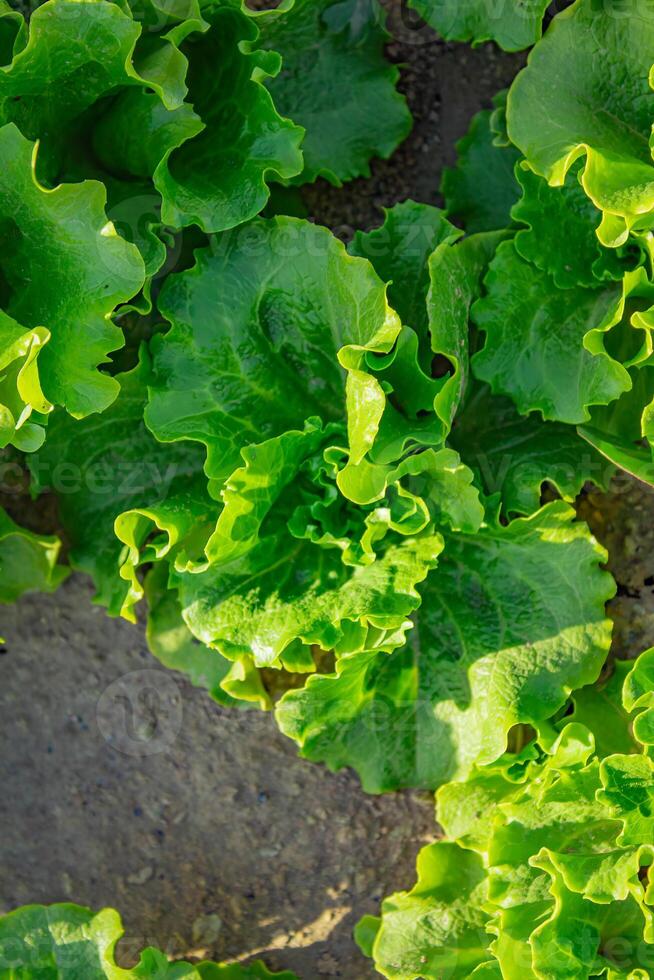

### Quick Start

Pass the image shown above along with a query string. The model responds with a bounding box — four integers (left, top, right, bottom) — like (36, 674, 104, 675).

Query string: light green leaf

(472, 239, 629, 424)
(349, 200, 461, 335)
(578, 361, 654, 488)
(176, 533, 442, 670)
(0, 123, 144, 417)
(578, 422, 654, 489)
(144, 562, 268, 709)
(529, 856, 652, 980)
(469, 962, 503, 979)
(573, 274, 654, 484)
(437, 750, 534, 853)
(346, 204, 464, 466)
(277, 502, 614, 791)
(368, 842, 493, 980)
(623, 647, 654, 756)
(361, 648, 654, 980)
(346, 208, 502, 463)
(353, 914, 381, 960)
(429, 230, 505, 435)
(507, 0, 654, 247)
(260, 0, 411, 185)
(569, 659, 640, 760)
(408, 0, 549, 51)
(337, 446, 483, 534)
(0, 506, 68, 603)
(0, 902, 298, 978)
(203, 418, 341, 566)
(145, 216, 401, 489)
(165, 410, 459, 679)
(0, 311, 50, 451)
(598, 753, 654, 850)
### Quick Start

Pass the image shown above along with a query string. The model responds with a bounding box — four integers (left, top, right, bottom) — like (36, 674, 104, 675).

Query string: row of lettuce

(355, 2, 654, 976)
(2, 0, 654, 976)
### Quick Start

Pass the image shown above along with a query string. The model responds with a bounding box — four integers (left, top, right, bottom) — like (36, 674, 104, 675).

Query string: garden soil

(2, 5, 654, 977)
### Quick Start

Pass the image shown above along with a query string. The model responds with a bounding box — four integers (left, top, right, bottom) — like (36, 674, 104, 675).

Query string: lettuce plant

(259, 0, 412, 184)
(0, 902, 297, 978)
(1, 0, 649, 781)
(357, 649, 654, 979)
(6, 0, 636, 780)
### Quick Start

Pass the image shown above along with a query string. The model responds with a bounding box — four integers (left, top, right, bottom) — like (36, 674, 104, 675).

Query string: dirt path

(0, 575, 435, 977)
(4, 9, 647, 979)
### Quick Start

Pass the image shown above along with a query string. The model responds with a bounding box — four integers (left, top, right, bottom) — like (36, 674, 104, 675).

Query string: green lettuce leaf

(441, 93, 521, 233)
(99, 176, 177, 315)
(260, 0, 411, 185)
(366, 842, 493, 979)
(567, 659, 639, 760)
(507, 0, 654, 247)
(175, 532, 442, 670)
(29, 352, 213, 619)
(160, 420, 455, 688)
(0, 902, 298, 978)
(172, 422, 480, 677)
(347, 204, 506, 455)
(346, 201, 466, 462)
(512, 165, 634, 290)
(578, 363, 654, 488)
(348, 202, 610, 517)
(571, 272, 654, 485)
(622, 647, 654, 756)
(145, 216, 402, 490)
(450, 382, 614, 516)
(173, 414, 446, 669)
(362, 649, 654, 980)
(1, 1, 303, 235)
(0, 0, 191, 182)
(472, 239, 631, 424)
(353, 201, 507, 454)
(598, 752, 654, 851)
(145, 562, 269, 709)
(349, 200, 461, 336)
(152, 3, 304, 231)
(427, 230, 506, 434)
(202, 418, 342, 566)
(0, 0, 143, 168)
(0, 122, 144, 417)
(119, 0, 207, 34)
(0, 506, 68, 602)
(276, 501, 614, 791)
(408, 0, 549, 51)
